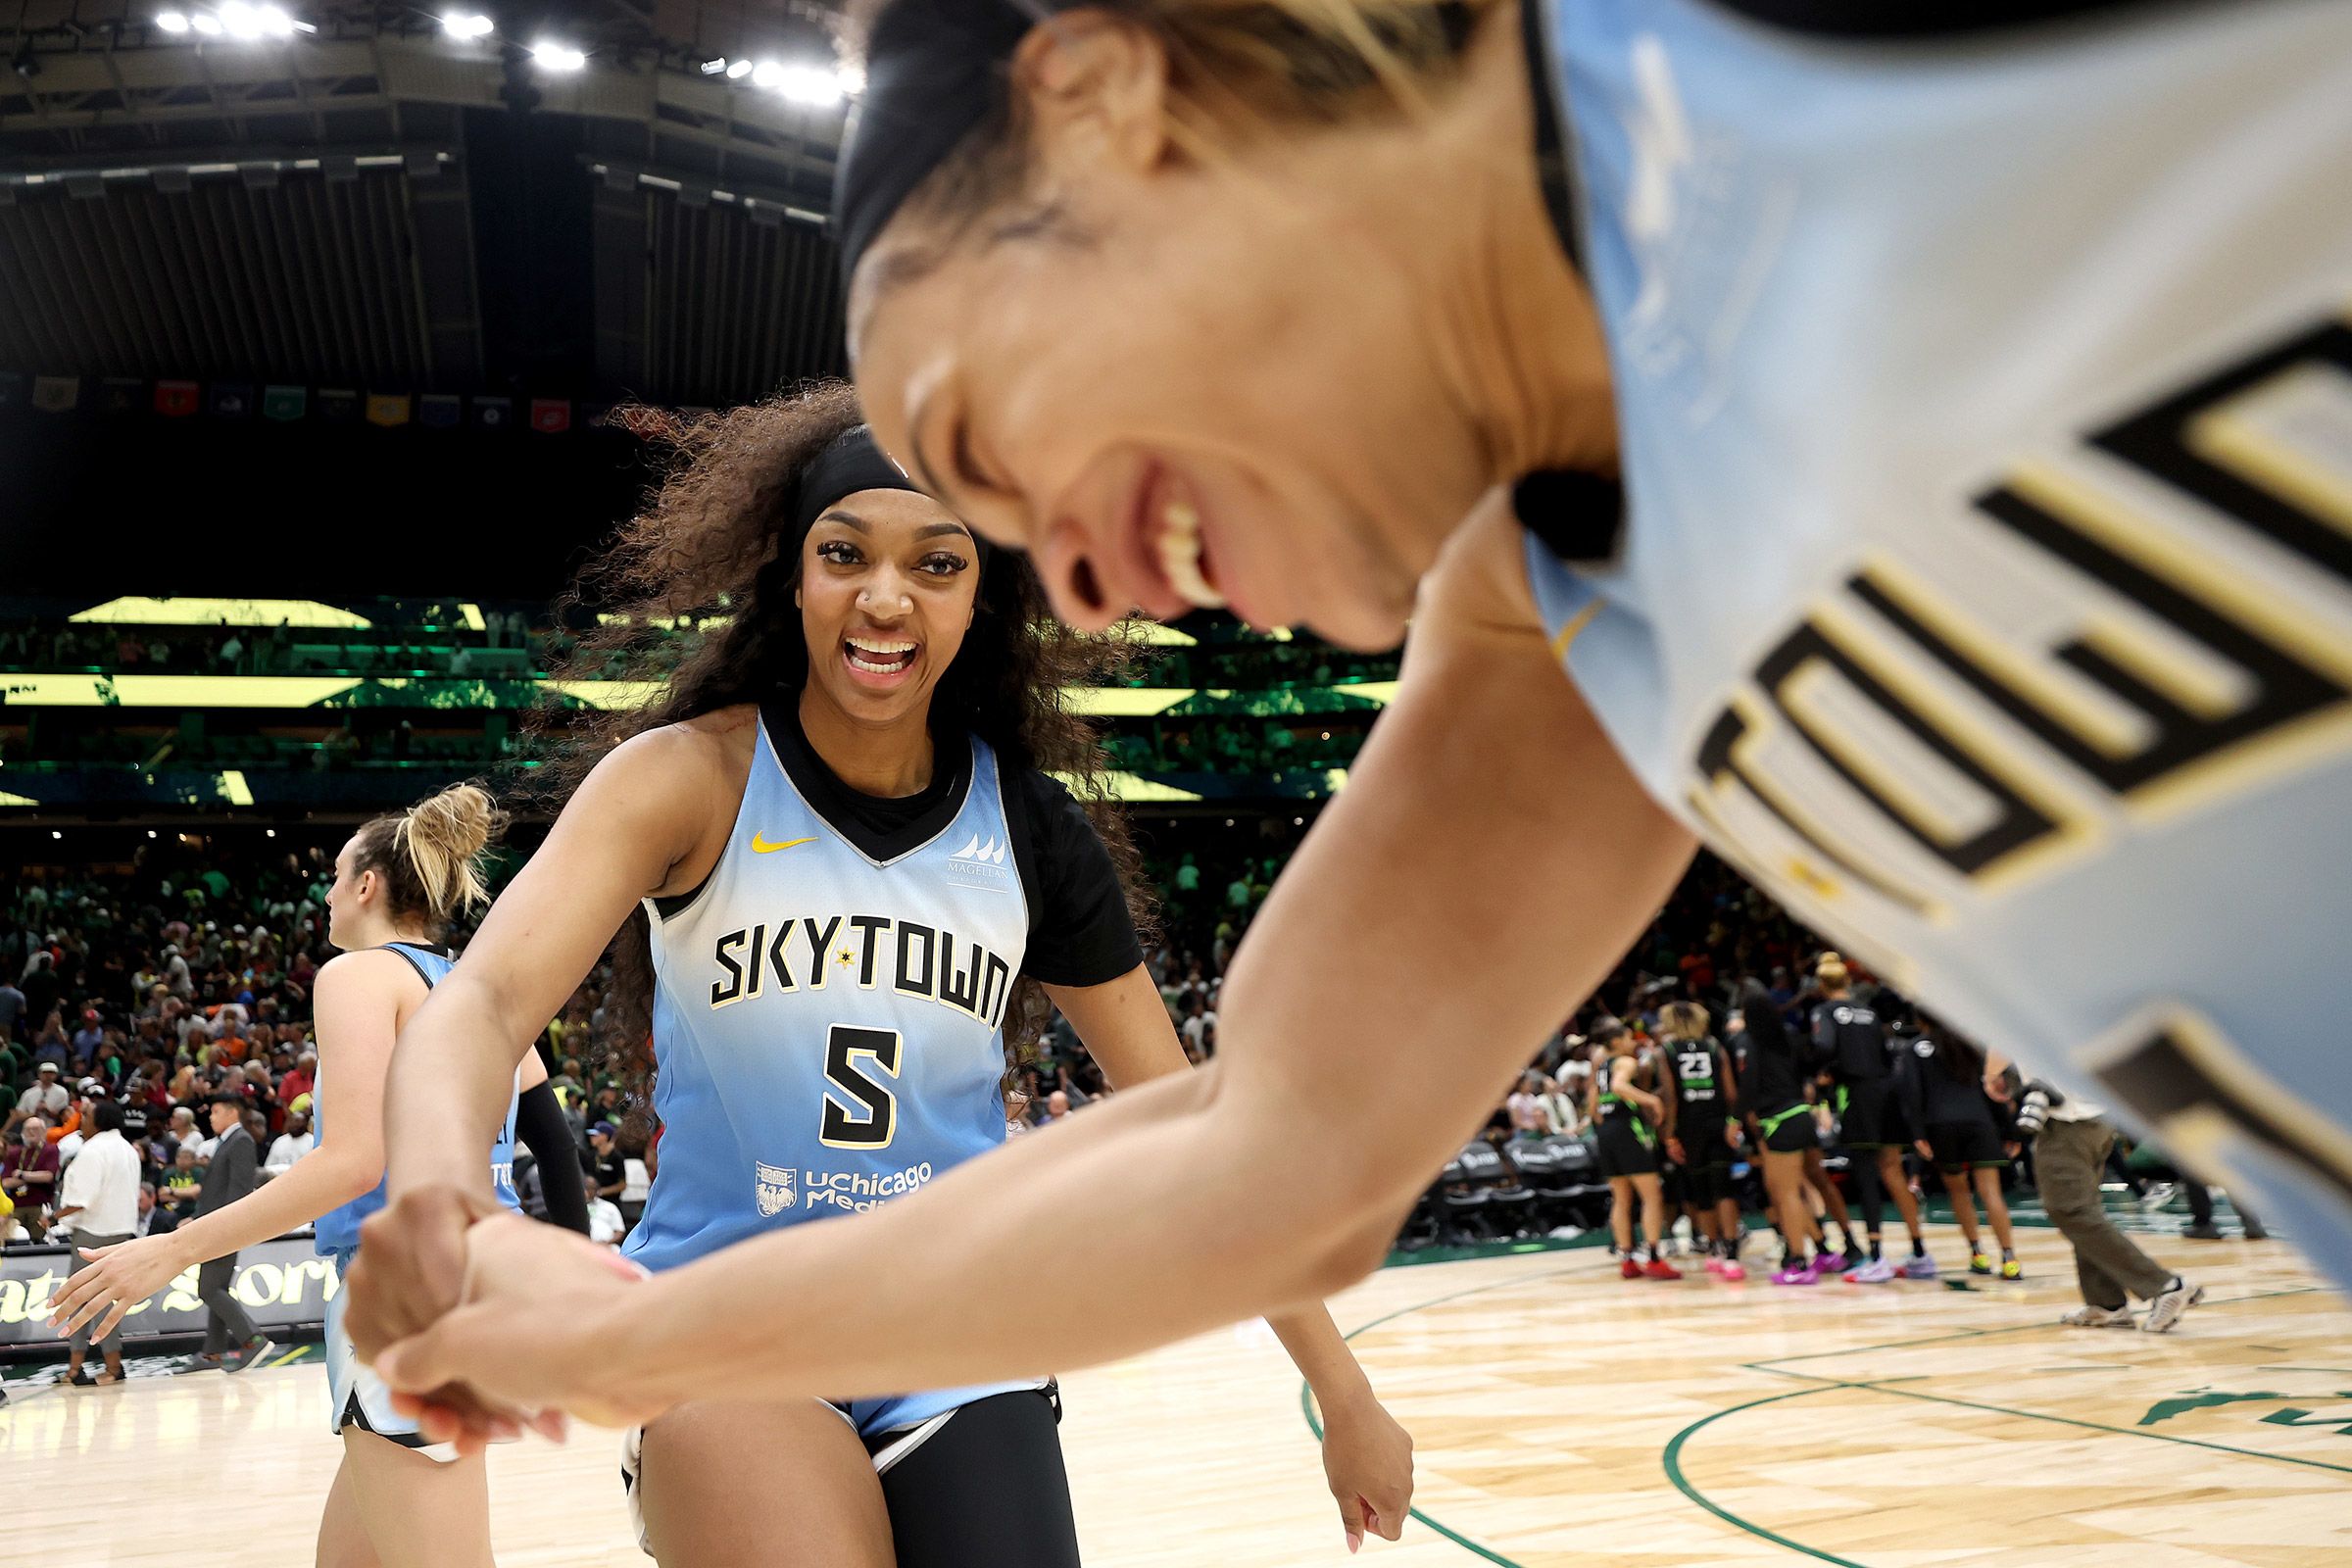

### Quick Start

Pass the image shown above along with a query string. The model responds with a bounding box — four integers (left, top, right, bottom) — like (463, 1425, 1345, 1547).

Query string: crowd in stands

(0, 844, 635, 1255)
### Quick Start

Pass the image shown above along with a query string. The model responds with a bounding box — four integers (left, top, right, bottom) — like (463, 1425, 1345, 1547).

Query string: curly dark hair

(530, 380, 1155, 1141)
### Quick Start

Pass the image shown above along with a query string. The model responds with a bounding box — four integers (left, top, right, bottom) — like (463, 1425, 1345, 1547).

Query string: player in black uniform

(1657, 1003, 1745, 1281)
(1897, 1020, 2022, 1279)
(1733, 983, 1830, 1287)
(1586, 1020, 1681, 1281)
(1812, 956, 1931, 1283)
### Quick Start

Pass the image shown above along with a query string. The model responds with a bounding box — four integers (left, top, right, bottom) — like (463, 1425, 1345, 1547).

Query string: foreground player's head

(328, 782, 509, 952)
(838, 0, 1579, 651)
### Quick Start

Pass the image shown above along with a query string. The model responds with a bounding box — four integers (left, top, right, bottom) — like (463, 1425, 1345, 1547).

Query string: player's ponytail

(351, 782, 510, 941)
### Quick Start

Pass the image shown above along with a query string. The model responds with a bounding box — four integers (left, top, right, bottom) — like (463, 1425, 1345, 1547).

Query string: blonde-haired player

(49, 783, 584, 1568)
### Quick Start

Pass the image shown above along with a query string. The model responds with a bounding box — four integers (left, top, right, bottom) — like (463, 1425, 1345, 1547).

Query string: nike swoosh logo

(751, 834, 815, 855)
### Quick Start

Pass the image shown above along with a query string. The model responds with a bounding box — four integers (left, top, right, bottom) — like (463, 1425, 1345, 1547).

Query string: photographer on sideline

(2002, 1059, 2203, 1333)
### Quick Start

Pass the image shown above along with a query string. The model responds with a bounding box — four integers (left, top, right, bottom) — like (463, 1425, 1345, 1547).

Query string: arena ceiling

(0, 1, 857, 407)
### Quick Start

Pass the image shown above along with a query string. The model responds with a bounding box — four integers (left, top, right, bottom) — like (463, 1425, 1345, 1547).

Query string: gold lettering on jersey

(1690, 316, 2352, 907)
(2083, 1004, 2352, 1220)
(707, 914, 1013, 1029)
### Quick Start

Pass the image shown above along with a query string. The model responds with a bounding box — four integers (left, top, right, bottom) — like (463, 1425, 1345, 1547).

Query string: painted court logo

(755, 1161, 797, 1215)
(944, 833, 1011, 890)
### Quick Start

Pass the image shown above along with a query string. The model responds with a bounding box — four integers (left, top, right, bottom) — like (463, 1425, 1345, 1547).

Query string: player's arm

(373, 499, 1697, 1432)
(1050, 967, 1414, 1550)
(1614, 1056, 1663, 1119)
(47, 953, 413, 1341)
(346, 719, 737, 1362)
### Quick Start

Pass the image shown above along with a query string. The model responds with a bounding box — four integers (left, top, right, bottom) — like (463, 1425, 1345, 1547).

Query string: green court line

(1807, 1374, 2352, 1477)
(1659, 1386, 1871, 1568)
(1302, 1258, 1614, 1568)
(1318, 1260, 2339, 1568)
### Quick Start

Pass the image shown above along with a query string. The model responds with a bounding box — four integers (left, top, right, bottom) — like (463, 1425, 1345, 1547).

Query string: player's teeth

(1156, 499, 1225, 610)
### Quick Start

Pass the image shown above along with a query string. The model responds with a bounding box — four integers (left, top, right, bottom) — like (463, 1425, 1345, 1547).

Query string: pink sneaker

(1717, 1258, 1747, 1282)
(1772, 1259, 1821, 1286)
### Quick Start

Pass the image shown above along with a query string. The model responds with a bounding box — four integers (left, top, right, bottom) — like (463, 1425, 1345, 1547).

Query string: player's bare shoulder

(577, 704, 760, 896)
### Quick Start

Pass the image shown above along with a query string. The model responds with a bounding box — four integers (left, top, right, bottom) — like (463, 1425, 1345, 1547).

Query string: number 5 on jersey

(821, 1025, 903, 1150)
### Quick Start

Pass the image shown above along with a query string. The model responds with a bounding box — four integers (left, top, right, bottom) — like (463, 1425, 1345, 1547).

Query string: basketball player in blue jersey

(351, 385, 1413, 1564)
(354, 0, 2352, 1437)
(48, 783, 583, 1567)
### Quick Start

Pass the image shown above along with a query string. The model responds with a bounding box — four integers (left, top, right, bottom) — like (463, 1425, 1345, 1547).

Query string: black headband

(833, 0, 1049, 285)
(789, 423, 989, 567)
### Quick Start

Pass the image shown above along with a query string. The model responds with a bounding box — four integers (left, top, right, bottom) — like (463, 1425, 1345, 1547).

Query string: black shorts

(1836, 1077, 1906, 1150)
(1756, 1103, 1818, 1154)
(1926, 1119, 2008, 1174)
(1595, 1114, 1659, 1179)
(624, 1388, 1077, 1568)
(1675, 1122, 1733, 1203)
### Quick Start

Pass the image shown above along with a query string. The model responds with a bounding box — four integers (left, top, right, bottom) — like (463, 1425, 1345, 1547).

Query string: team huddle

(1581, 963, 2025, 1290)
(40, 0, 2352, 1563)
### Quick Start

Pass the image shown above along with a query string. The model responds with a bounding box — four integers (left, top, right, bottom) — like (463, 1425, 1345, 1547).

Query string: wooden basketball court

(5, 1221, 2346, 1566)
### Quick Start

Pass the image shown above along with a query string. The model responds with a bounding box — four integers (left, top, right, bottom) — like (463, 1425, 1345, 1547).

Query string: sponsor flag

(98, 378, 144, 416)
(529, 397, 571, 434)
(262, 385, 309, 421)
(31, 375, 80, 413)
(154, 380, 201, 417)
(418, 393, 462, 430)
(0, 371, 24, 410)
(210, 382, 256, 418)
(471, 395, 512, 431)
(366, 393, 413, 428)
(318, 389, 361, 424)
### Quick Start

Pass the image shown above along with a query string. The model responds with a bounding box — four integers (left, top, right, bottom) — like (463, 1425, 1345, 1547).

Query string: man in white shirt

(587, 1196, 626, 1248)
(15, 1061, 68, 1119)
(264, 1110, 314, 1178)
(54, 1101, 141, 1385)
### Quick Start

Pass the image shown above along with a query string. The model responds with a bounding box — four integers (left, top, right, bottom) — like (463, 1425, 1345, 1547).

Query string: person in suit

(192, 1094, 272, 1370)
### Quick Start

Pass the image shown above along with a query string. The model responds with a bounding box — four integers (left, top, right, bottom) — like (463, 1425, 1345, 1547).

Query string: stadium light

(700, 56, 728, 75)
(51, 830, 62, 840)
(190, 11, 221, 32)
(149, 830, 159, 839)
(532, 41, 587, 72)
(750, 59, 782, 88)
(775, 63, 844, 107)
(724, 57, 752, 79)
(219, 1, 262, 37)
(267, 828, 277, 838)
(441, 12, 492, 40)
(157, 11, 191, 31)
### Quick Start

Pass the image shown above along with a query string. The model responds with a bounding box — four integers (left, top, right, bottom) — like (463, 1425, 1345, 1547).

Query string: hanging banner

(99, 378, 145, 416)
(31, 375, 80, 413)
(471, 395, 512, 431)
(0, 371, 24, 410)
(418, 392, 462, 430)
(366, 393, 413, 428)
(529, 397, 571, 434)
(318, 389, 361, 424)
(154, 380, 202, 417)
(262, 384, 309, 421)
(210, 382, 256, 418)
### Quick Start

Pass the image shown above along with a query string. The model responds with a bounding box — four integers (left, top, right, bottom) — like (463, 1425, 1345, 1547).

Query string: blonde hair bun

(395, 782, 510, 920)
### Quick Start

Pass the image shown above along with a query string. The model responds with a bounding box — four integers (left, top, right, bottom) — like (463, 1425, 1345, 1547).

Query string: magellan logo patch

(755, 1161, 797, 1215)
(944, 833, 1012, 890)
